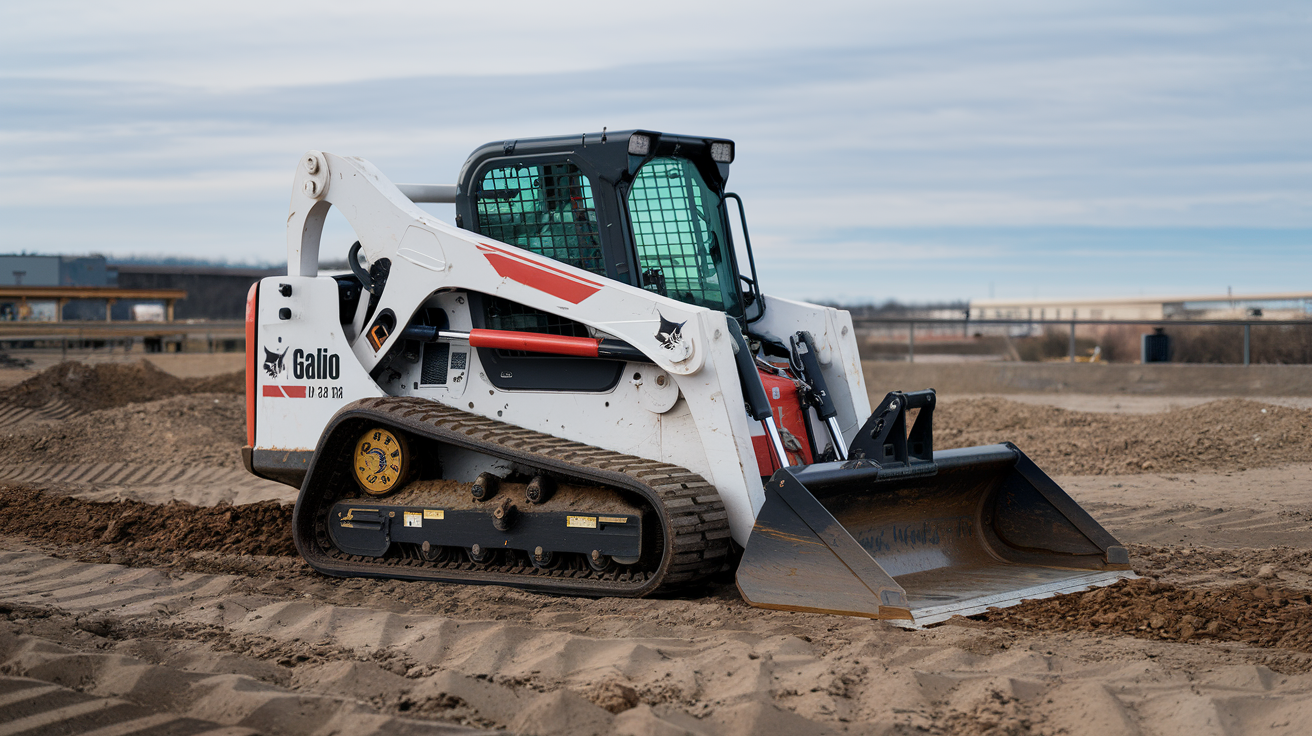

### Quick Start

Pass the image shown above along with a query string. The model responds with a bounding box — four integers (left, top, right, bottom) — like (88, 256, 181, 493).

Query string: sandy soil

(0, 362, 1310, 735)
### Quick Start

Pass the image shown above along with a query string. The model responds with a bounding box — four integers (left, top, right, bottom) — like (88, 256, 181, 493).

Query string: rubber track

(296, 396, 733, 597)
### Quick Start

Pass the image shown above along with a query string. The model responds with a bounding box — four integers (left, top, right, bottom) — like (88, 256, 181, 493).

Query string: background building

(968, 293, 1312, 322)
(0, 255, 282, 321)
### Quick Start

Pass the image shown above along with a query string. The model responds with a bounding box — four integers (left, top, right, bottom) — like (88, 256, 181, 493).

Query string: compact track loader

(244, 130, 1131, 625)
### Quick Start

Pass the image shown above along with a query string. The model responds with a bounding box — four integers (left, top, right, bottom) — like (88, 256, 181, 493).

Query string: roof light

(628, 134, 651, 156)
(710, 141, 734, 163)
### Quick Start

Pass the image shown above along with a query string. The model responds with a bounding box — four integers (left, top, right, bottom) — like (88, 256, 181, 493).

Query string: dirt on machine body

(244, 130, 1130, 623)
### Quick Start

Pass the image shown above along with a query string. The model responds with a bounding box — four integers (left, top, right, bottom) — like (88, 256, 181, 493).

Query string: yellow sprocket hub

(352, 427, 411, 496)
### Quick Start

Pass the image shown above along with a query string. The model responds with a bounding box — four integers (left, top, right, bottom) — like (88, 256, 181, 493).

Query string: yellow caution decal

(403, 511, 422, 528)
(566, 515, 598, 529)
(423, 509, 444, 520)
(598, 516, 627, 524)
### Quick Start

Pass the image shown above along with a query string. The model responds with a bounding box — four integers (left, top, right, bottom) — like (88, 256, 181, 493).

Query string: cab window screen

(627, 157, 737, 314)
(474, 163, 605, 276)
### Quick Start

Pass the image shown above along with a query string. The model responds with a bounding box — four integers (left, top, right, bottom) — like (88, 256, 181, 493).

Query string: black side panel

(468, 292, 624, 392)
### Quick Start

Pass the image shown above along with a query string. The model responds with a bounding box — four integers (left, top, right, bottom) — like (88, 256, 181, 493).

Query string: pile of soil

(1132, 544, 1312, 587)
(937, 397, 1312, 475)
(2, 361, 241, 412)
(983, 577, 1312, 654)
(0, 393, 245, 468)
(0, 485, 293, 557)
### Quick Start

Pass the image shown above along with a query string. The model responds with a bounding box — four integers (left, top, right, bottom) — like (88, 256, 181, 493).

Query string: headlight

(710, 141, 734, 163)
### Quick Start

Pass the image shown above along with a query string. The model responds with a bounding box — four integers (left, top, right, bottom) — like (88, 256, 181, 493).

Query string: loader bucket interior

(736, 392, 1132, 626)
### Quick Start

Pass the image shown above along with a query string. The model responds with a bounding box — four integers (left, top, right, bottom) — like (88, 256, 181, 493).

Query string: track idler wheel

(525, 474, 555, 505)
(351, 427, 413, 496)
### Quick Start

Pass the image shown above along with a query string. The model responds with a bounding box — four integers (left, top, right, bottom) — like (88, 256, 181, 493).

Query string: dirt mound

(2, 360, 242, 412)
(0, 485, 293, 557)
(937, 397, 1312, 475)
(983, 577, 1312, 654)
(0, 393, 245, 468)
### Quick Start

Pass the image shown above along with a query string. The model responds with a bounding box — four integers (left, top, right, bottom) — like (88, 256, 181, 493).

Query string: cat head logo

(263, 346, 288, 378)
(654, 314, 686, 351)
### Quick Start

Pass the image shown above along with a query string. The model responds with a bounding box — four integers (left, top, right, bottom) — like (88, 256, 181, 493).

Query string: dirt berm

(867, 360, 1312, 396)
(1, 359, 241, 411)
(935, 397, 1312, 475)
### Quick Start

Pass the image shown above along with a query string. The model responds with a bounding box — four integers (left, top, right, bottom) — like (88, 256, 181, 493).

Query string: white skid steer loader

(243, 130, 1131, 625)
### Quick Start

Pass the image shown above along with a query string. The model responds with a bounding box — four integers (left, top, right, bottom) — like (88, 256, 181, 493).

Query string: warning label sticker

(423, 509, 444, 520)
(597, 516, 627, 524)
(566, 515, 598, 529)
(403, 511, 423, 527)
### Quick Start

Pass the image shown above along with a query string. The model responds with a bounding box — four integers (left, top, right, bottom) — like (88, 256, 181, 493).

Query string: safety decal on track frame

(566, 516, 598, 529)
(423, 509, 443, 520)
(403, 512, 423, 528)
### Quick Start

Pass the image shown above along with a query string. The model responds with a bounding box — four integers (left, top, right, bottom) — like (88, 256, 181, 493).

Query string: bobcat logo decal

(654, 314, 686, 351)
(263, 347, 288, 378)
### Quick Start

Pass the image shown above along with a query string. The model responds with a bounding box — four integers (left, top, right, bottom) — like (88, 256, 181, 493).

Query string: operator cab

(454, 130, 760, 322)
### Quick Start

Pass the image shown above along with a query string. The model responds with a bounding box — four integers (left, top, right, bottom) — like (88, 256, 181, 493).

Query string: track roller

(586, 549, 615, 573)
(471, 472, 499, 502)
(420, 541, 449, 562)
(525, 474, 554, 505)
(531, 546, 560, 569)
(469, 544, 497, 566)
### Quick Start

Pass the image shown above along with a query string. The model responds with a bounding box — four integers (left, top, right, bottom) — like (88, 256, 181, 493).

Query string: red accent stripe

(469, 328, 601, 357)
(262, 385, 283, 397)
(477, 242, 604, 287)
(245, 283, 258, 445)
(261, 385, 308, 398)
(477, 243, 603, 304)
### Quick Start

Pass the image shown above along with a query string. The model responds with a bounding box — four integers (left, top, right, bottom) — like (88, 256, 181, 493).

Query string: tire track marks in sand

(0, 676, 257, 736)
(3, 546, 1312, 736)
(0, 397, 79, 429)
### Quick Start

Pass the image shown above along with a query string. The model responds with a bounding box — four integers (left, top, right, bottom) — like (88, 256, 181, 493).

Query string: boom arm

(274, 150, 870, 545)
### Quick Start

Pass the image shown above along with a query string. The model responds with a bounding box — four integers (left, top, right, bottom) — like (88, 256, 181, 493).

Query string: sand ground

(0, 360, 1309, 735)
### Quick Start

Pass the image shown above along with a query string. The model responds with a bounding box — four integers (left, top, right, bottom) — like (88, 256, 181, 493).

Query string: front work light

(628, 134, 651, 156)
(710, 141, 734, 163)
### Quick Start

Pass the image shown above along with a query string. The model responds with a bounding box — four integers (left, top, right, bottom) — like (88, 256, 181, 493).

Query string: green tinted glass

(475, 163, 605, 276)
(627, 157, 738, 314)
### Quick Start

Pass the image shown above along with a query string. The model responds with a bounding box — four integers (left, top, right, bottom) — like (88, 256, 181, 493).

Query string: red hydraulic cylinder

(468, 328, 601, 357)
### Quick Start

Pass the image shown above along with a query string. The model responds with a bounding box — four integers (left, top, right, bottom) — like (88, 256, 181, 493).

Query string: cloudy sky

(2, 1, 1308, 303)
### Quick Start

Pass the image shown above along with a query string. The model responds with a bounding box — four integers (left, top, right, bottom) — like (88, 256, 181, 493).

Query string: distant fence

(0, 320, 245, 356)
(852, 318, 1312, 365)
